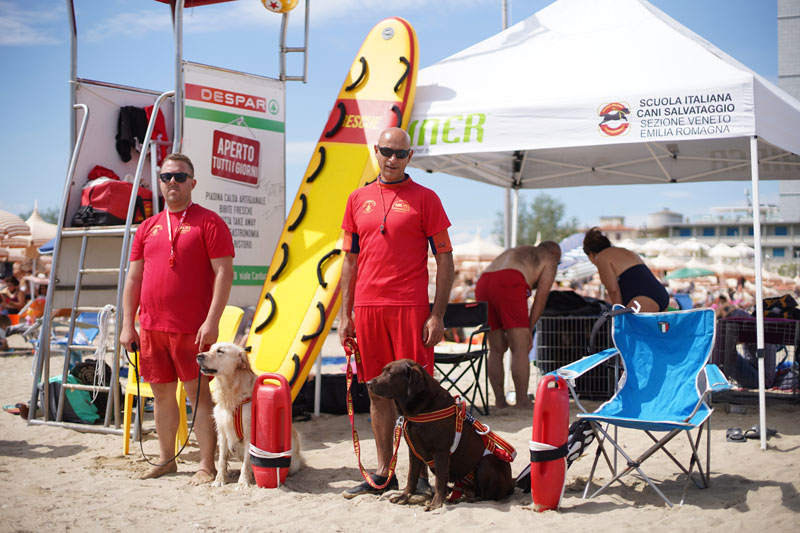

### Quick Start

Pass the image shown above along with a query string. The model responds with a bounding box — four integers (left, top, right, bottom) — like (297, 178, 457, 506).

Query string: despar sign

(211, 130, 261, 186)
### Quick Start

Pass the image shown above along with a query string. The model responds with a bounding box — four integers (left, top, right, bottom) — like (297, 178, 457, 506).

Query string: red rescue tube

(250, 373, 293, 488)
(530, 374, 570, 511)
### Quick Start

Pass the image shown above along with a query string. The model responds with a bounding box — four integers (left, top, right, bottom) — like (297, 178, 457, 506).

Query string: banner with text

(183, 62, 286, 303)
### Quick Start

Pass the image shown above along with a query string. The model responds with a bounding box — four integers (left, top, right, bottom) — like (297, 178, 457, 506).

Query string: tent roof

(409, 0, 800, 189)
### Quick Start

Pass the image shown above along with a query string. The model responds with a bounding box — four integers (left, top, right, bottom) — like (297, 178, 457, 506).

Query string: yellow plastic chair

(218, 305, 244, 344)
(121, 305, 243, 454)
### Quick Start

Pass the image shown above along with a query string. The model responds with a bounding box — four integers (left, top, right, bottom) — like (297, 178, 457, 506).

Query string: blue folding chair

(555, 307, 731, 507)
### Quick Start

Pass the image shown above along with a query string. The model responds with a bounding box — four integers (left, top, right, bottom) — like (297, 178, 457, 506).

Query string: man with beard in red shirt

(121, 153, 234, 484)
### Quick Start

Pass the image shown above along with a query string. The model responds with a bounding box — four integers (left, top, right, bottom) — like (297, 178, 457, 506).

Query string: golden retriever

(197, 342, 301, 488)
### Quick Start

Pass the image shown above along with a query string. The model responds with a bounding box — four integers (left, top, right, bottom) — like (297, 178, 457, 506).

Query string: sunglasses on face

(159, 172, 192, 183)
(377, 146, 410, 159)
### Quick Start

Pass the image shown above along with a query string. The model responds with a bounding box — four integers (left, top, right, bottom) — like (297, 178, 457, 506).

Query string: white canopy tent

(408, 0, 800, 450)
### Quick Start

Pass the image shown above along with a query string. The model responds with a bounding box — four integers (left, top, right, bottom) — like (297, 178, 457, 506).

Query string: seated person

(583, 227, 668, 312)
(0, 314, 10, 351)
(1, 276, 26, 315)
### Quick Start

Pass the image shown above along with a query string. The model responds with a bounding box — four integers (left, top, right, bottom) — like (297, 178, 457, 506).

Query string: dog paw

(389, 492, 411, 505)
(236, 478, 252, 490)
(211, 477, 226, 487)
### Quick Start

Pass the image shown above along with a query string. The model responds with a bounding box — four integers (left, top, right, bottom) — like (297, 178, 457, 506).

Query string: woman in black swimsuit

(583, 227, 669, 312)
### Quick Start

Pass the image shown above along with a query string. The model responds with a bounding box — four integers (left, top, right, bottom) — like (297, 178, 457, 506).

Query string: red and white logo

(186, 83, 267, 113)
(598, 102, 631, 137)
(211, 130, 261, 186)
(362, 200, 376, 213)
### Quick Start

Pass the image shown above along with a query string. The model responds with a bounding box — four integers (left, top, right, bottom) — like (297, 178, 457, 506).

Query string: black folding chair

(433, 302, 490, 416)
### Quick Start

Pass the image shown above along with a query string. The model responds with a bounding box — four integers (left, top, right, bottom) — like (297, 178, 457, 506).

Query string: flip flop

(3, 404, 20, 415)
(744, 425, 778, 440)
(726, 427, 745, 442)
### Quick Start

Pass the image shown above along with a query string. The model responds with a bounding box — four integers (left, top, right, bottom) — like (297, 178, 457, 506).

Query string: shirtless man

(475, 241, 560, 409)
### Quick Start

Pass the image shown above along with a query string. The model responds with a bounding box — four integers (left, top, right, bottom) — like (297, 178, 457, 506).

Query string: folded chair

(434, 301, 490, 416)
(555, 307, 731, 507)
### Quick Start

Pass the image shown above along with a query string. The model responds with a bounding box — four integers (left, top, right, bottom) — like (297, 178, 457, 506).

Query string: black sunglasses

(377, 146, 410, 159)
(159, 172, 192, 183)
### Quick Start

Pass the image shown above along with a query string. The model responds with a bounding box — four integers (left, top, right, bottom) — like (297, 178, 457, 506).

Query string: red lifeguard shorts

(139, 329, 209, 383)
(353, 305, 434, 382)
(475, 269, 531, 331)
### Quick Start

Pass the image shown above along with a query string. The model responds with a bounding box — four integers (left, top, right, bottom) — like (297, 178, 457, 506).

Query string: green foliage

(492, 193, 580, 246)
(17, 206, 60, 225)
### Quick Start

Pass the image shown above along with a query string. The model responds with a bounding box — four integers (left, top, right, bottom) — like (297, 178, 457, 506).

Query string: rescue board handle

(394, 56, 410, 93)
(270, 242, 289, 282)
(324, 102, 346, 138)
(288, 354, 301, 386)
(287, 194, 307, 232)
(317, 249, 342, 289)
(345, 56, 367, 91)
(391, 105, 402, 127)
(301, 302, 326, 342)
(306, 146, 326, 183)
(254, 293, 276, 333)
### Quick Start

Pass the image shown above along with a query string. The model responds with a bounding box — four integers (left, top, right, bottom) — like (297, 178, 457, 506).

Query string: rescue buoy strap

(250, 455, 292, 468)
(529, 443, 568, 463)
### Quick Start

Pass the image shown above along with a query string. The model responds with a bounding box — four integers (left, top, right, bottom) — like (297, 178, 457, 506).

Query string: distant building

(596, 216, 638, 242)
(659, 190, 800, 265)
(647, 208, 683, 229)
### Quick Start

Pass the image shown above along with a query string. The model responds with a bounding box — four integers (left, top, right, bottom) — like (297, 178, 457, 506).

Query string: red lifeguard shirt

(342, 176, 452, 307)
(130, 204, 234, 334)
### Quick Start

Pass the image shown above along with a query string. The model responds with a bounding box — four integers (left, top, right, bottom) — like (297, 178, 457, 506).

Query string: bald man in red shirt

(339, 127, 454, 498)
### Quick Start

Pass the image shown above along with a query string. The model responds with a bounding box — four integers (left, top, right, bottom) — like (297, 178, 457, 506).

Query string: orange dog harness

(233, 397, 252, 441)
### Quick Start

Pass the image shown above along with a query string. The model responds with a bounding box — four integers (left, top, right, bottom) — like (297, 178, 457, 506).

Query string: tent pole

(510, 188, 519, 247)
(749, 135, 767, 451)
(173, 0, 184, 154)
(501, 2, 511, 249)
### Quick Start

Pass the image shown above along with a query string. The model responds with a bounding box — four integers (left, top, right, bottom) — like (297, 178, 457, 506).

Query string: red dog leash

(343, 337, 403, 490)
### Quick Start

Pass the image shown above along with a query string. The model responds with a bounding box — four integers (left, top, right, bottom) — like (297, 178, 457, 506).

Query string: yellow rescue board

(246, 17, 419, 399)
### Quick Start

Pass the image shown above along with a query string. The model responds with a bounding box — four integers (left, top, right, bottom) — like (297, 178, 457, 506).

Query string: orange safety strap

(344, 337, 403, 490)
(233, 397, 252, 442)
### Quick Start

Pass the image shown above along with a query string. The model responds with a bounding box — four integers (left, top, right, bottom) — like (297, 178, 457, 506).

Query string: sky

(0, 0, 782, 245)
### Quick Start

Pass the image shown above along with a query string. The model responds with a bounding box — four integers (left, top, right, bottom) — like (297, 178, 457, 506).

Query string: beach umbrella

(664, 267, 716, 280)
(647, 253, 680, 271)
(675, 238, 709, 256)
(452, 230, 504, 261)
(641, 238, 676, 256)
(708, 242, 738, 259)
(733, 242, 756, 258)
(0, 209, 31, 248)
(708, 261, 738, 276)
(761, 268, 781, 282)
(617, 238, 643, 253)
(24, 205, 57, 247)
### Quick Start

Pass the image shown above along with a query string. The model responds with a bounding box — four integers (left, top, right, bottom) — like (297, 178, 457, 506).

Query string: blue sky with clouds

(0, 0, 781, 243)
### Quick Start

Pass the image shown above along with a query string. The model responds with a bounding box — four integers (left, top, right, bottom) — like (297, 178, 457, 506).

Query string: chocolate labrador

(367, 359, 514, 510)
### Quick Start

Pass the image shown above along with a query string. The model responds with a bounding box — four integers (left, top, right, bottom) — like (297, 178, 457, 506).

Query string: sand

(1, 343, 799, 533)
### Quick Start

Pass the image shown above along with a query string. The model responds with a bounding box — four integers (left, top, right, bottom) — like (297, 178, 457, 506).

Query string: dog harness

(404, 396, 517, 466)
(403, 396, 517, 502)
(233, 397, 252, 441)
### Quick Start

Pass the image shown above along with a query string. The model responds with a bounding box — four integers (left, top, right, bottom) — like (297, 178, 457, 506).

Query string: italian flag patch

(658, 321, 670, 333)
